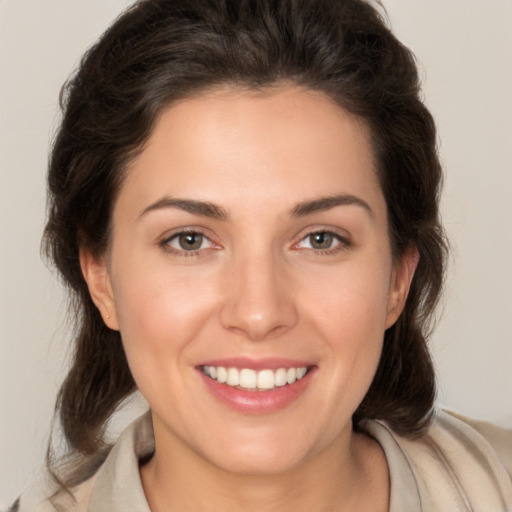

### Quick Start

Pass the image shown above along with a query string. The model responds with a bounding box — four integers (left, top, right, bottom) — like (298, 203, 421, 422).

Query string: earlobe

(79, 248, 120, 330)
(385, 246, 419, 329)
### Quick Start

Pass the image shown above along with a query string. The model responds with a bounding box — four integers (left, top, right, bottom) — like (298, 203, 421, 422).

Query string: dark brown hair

(44, 0, 446, 485)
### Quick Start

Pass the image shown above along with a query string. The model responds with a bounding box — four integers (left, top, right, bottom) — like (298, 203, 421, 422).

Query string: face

(82, 87, 415, 476)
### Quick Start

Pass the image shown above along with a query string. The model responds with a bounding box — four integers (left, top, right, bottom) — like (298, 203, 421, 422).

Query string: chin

(210, 448, 307, 477)
(194, 423, 324, 477)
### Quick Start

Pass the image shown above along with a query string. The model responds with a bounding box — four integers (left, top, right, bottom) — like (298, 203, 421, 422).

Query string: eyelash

(159, 228, 350, 257)
(294, 229, 351, 255)
(159, 229, 217, 257)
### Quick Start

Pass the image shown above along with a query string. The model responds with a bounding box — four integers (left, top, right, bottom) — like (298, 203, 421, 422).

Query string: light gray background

(1, 0, 511, 506)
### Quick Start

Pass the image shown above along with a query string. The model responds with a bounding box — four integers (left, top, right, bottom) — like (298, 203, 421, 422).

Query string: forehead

(117, 86, 384, 220)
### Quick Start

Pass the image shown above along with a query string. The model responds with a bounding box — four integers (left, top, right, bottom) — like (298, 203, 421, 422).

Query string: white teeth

(239, 369, 257, 389)
(286, 368, 296, 384)
(217, 366, 227, 383)
(275, 368, 288, 387)
(202, 365, 309, 390)
(257, 369, 275, 390)
(227, 367, 240, 386)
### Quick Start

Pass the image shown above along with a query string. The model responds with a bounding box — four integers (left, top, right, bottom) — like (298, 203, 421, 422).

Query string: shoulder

(12, 474, 96, 512)
(366, 409, 512, 511)
(444, 410, 512, 478)
(13, 411, 153, 512)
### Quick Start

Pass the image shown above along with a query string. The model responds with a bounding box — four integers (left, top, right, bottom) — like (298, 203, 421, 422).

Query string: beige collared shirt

(14, 409, 512, 512)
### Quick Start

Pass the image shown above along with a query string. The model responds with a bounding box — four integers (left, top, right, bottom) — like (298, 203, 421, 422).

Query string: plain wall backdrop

(1, 0, 511, 506)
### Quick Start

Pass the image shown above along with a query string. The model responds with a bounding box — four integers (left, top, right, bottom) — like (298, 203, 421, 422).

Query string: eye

(163, 231, 214, 252)
(306, 232, 336, 250)
(296, 230, 348, 252)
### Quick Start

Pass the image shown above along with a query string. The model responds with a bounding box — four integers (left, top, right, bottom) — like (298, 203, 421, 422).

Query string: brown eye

(178, 233, 204, 250)
(164, 231, 211, 252)
(309, 232, 334, 250)
(295, 230, 347, 253)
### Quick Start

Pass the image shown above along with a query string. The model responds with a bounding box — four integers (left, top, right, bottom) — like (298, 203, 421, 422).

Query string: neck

(140, 423, 389, 512)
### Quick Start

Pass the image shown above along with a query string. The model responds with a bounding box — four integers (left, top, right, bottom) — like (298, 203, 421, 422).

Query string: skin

(81, 86, 417, 512)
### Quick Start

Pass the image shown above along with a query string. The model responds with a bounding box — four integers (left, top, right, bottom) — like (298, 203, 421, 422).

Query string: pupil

(311, 232, 332, 249)
(179, 233, 202, 250)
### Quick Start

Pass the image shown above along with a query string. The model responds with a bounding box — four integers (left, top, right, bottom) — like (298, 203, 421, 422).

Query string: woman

(11, 0, 512, 511)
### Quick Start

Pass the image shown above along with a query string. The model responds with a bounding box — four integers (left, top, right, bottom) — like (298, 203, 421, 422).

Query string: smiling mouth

(201, 365, 311, 391)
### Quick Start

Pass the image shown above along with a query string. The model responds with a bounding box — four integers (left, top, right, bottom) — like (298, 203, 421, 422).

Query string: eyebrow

(291, 194, 373, 218)
(138, 193, 372, 221)
(138, 197, 229, 220)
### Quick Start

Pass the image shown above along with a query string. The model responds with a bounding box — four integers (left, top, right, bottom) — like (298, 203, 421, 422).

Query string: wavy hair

(43, 0, 447, 487)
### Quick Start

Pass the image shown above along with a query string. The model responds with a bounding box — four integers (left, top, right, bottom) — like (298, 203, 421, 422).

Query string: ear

(385, 246, 419, 329)
(79, 247, 120, 330)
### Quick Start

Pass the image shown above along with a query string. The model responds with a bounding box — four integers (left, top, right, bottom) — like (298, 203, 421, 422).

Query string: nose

(219, 251, 298, 341)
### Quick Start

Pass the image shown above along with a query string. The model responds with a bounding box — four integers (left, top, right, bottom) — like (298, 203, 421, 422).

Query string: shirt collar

(362, 420, 423, 511)
(87, 411, 154, 512)
(86, 411, 420, 512)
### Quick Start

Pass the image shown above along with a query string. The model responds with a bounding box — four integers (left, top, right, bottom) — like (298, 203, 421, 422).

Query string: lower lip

(199, 369, 314, 414)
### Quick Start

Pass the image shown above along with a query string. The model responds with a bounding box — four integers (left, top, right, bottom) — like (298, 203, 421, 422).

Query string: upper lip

(196, 357, 315, 371)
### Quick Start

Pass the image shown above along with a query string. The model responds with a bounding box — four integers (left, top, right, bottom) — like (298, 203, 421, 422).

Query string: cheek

(110, 257, 220, 372)
(304, 257, 392, 335)
(303, 258, 392, 387)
